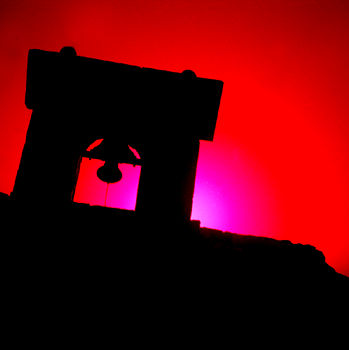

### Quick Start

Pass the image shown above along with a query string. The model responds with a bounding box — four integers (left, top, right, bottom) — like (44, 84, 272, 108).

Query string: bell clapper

(104, 182, 110, 207)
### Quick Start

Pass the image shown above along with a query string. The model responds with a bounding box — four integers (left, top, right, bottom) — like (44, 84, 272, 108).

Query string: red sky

(1, 0, 348, 276)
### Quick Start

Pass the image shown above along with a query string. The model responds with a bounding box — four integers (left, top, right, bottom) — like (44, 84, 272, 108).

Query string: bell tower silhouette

(11, 47, 223, 224)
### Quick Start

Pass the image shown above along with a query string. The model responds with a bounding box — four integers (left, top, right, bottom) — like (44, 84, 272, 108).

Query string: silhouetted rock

(1, 192, 347, 300)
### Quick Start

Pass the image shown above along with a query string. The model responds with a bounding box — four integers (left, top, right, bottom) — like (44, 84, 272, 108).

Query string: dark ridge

(1, 192, 347, 294)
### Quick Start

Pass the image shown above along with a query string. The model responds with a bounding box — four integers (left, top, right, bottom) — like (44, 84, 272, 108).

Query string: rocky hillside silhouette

(1, 192, 347, 293)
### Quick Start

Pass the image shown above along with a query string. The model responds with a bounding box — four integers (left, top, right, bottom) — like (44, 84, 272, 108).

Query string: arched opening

(73, 139, 142, 210)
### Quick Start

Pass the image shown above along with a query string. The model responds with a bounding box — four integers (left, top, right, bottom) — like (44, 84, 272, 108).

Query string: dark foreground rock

(1, 192, 348, 318)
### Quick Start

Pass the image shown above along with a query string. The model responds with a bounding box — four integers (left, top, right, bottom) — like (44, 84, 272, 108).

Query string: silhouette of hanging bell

(86, 139, 139, 165)
(97, 161, 122, 183)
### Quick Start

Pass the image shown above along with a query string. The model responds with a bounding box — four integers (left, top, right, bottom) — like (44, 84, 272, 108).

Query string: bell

(97, 161, 122, 183)
(86, 139, 139, 165)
